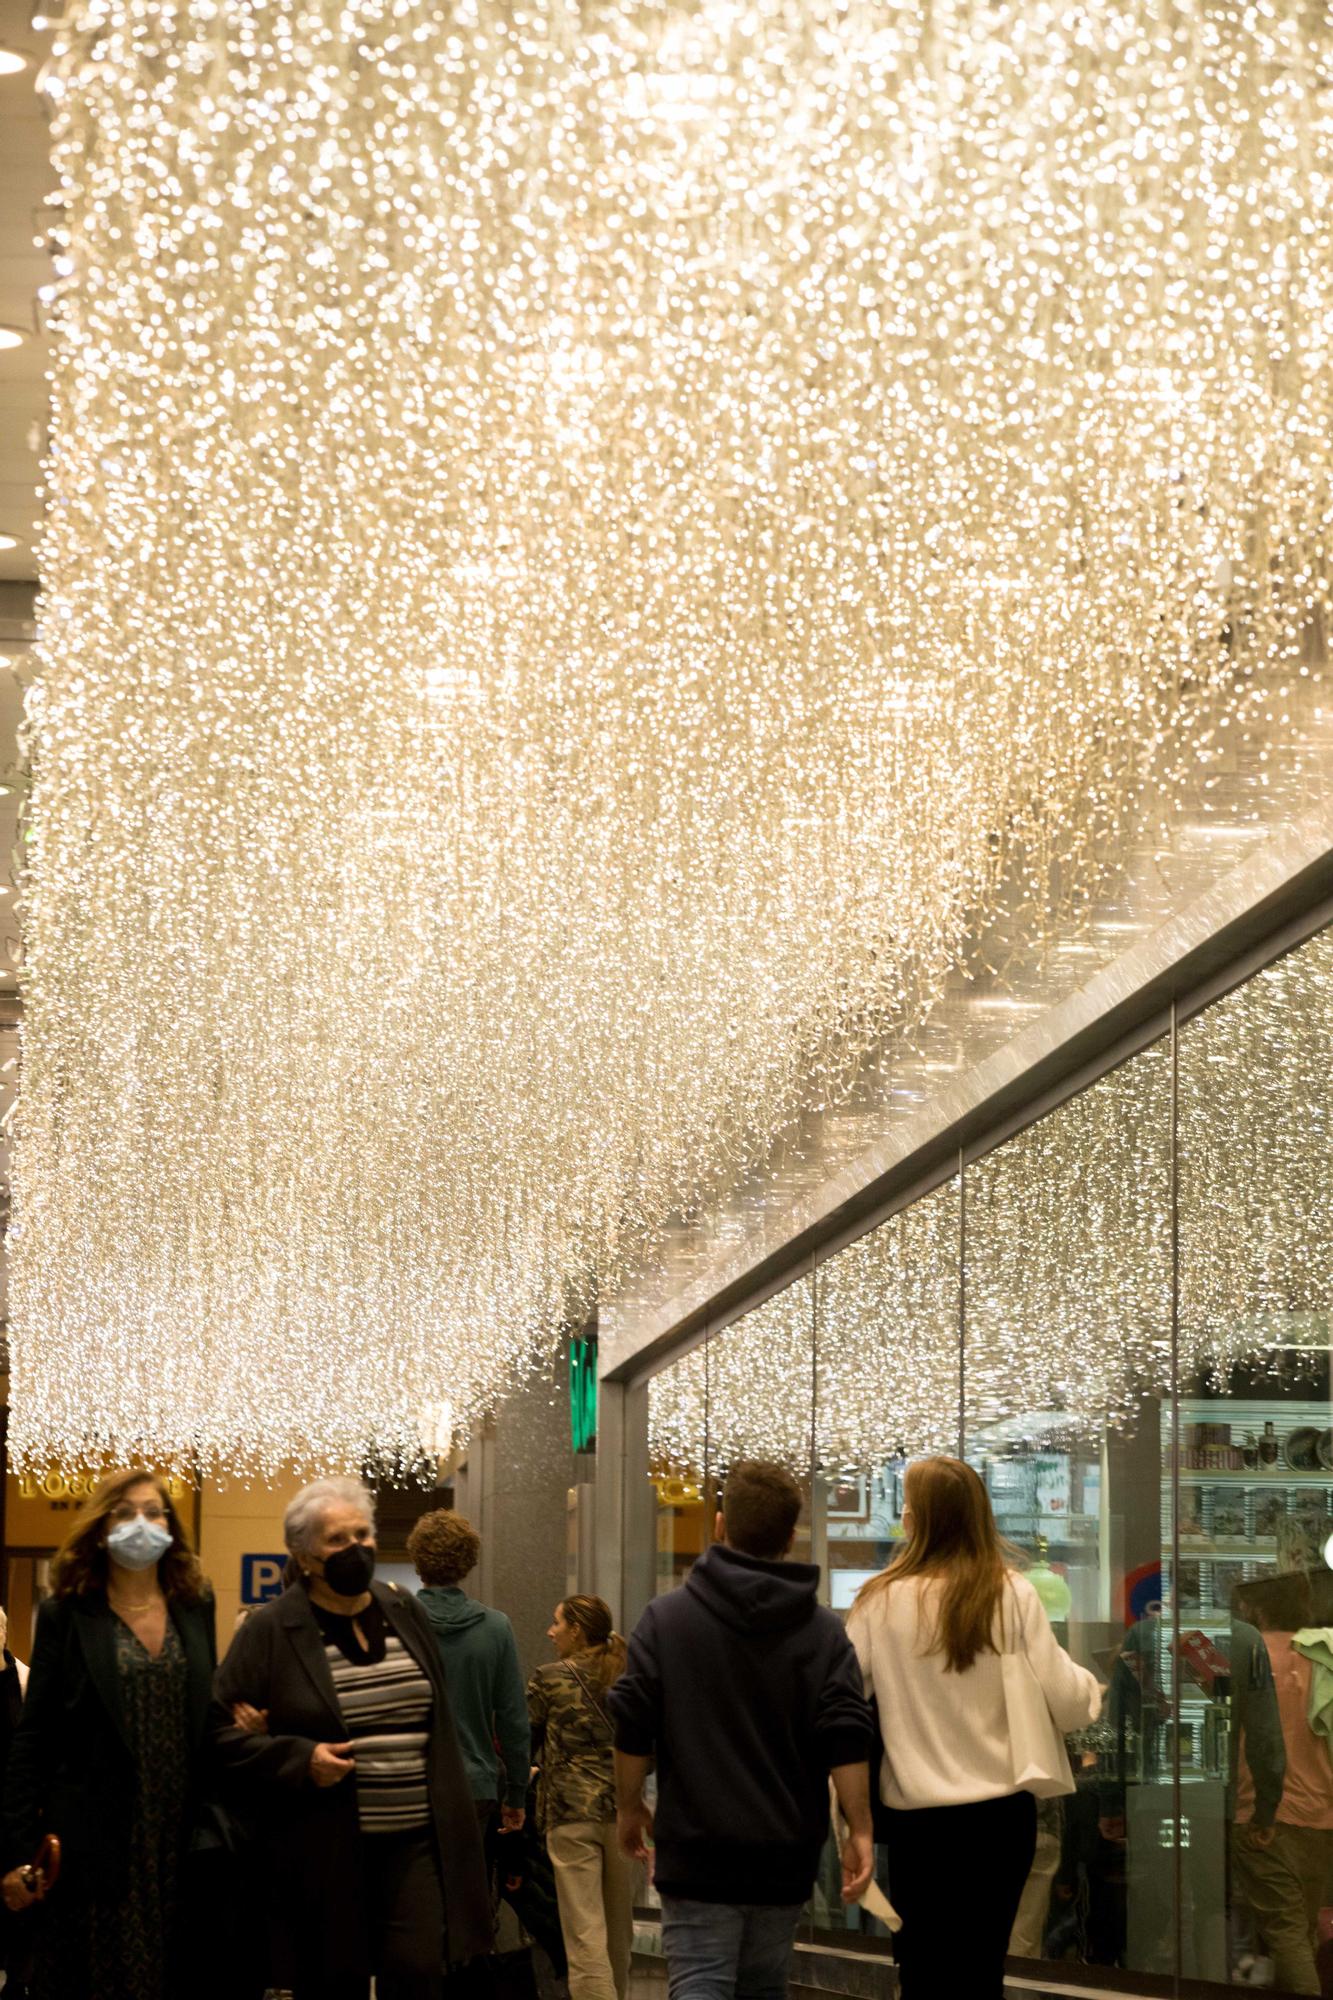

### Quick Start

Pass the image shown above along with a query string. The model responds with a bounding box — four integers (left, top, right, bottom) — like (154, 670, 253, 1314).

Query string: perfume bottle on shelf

(1259, 1421, 1279, 1467)
(1241, 1432, 1260, 1470)
(1203, 1675, 1231, 1776)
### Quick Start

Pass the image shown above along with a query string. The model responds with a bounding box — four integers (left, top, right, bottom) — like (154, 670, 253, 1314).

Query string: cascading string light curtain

(11, 0, 1333, 1478)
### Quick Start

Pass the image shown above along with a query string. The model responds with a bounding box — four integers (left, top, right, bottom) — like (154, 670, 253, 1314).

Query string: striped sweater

(314, 1603, 434, 1834)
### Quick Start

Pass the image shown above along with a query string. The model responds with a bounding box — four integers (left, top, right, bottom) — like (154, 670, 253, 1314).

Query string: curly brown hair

(407, 1509, 481, 1586)
(49, 1469, 207, 1604)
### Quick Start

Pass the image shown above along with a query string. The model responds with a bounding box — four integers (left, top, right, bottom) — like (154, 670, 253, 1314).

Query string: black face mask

(321, 1542, 375, 1596)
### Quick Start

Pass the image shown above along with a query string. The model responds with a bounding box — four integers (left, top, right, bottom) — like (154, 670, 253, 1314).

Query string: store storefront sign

(16, 1468, 99, 1504)
(5, 1467, 194, 1546)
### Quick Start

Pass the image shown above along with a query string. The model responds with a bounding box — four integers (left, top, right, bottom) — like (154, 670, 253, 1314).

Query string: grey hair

(283, 1477, 376, 1556)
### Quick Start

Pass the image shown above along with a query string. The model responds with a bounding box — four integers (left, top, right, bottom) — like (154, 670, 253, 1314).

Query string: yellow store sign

(5, 1469, 195, 1549)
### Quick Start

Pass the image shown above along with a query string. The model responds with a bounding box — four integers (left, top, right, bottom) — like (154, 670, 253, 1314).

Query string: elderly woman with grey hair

(211, 1476, 490, 2000)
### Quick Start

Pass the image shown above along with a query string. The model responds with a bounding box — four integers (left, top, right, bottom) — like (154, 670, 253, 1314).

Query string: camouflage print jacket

(528, 1652, 617, 1831)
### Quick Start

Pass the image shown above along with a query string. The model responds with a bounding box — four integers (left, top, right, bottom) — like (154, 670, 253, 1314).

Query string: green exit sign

(570, 1332, 598, 1452)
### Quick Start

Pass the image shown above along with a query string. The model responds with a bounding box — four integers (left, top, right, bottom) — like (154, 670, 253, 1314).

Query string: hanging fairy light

(9, 0, 1333, 1478)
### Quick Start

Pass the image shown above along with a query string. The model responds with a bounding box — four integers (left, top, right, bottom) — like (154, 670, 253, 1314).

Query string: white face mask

(106, 1516, 173, 1573)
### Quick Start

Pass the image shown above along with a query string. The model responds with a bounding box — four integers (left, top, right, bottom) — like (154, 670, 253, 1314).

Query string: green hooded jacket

(416, 1586, 530, 1808)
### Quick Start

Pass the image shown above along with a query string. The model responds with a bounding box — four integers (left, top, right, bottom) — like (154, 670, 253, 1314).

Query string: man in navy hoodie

(608, 1460, 875, 2000)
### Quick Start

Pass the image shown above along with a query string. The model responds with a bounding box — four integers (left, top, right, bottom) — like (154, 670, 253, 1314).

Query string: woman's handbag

(1000, 1596, 1075, 1799)
(17, 1834, 60, 1899)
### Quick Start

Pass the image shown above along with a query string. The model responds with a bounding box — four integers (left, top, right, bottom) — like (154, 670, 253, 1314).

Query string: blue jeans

(659, 1896, 804, 2000)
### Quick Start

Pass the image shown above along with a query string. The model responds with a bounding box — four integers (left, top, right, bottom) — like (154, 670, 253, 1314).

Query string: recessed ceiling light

(0, 327, 28, 352)
(0, 48, 29, 76)
(0, 533, 26, 553)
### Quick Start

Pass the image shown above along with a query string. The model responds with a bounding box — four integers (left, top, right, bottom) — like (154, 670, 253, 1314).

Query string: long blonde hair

(856, 1456, 1015, 1673)
(561, 1595, 627, 1688)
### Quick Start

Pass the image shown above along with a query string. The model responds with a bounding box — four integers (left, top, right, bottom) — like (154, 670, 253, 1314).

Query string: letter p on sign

(241, 1554, 287, 1605)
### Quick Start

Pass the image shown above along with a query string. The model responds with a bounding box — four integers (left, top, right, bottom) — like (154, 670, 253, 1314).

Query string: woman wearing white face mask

(0, 1468, 217, 2000)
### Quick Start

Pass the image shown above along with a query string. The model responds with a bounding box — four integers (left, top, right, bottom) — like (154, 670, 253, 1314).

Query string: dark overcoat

(0, 1647, 29, 1977)
(1, 1589, 216, 1892)
(211, 1579, 492, 1988)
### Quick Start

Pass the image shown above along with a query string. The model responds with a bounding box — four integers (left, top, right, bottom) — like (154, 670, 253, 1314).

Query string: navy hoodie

(607, 1542, 875, 1905)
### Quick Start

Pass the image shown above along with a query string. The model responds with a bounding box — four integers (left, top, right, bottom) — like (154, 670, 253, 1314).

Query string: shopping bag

(828, 1781, 902, 1932)
(1000, 1649, 1075, 1799)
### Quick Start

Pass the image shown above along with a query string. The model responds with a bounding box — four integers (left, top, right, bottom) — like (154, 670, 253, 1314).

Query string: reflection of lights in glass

(652, 929, 1333, 1476)
(967, 1043, 1173, 1440)
(1179, 929, 1333, 1375)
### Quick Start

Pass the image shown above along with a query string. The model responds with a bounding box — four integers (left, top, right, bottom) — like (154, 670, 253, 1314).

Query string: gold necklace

(109, 1587, 160, 1613)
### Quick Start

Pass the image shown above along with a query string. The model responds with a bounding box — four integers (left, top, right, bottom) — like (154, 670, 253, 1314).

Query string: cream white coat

(846, 1569, 1102, 1811)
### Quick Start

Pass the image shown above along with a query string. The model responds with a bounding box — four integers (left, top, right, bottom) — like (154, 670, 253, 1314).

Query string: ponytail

(560, 1594, 627, 1688)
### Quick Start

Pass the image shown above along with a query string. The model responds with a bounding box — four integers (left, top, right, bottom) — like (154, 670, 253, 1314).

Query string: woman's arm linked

(210, 1612, 325, 1791)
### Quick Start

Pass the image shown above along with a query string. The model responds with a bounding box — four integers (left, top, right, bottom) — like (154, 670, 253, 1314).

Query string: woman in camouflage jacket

(528, 1597, 635, 2000)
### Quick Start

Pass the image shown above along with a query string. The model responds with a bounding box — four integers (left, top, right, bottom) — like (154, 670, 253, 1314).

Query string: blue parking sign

(241, 1553, 287, 1605)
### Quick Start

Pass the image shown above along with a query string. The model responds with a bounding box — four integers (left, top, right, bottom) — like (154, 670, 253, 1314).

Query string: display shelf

(1178, 1537, 1278, 1555)
(990, 1521, 1098, 1541)
(1164, 1469, 1333, 1488)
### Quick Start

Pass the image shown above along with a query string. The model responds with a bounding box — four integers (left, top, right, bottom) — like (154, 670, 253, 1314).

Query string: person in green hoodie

(407, 1511, 531, 1838)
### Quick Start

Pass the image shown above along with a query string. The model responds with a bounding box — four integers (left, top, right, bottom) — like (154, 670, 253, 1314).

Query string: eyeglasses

(109, 1500, 167, 1523)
